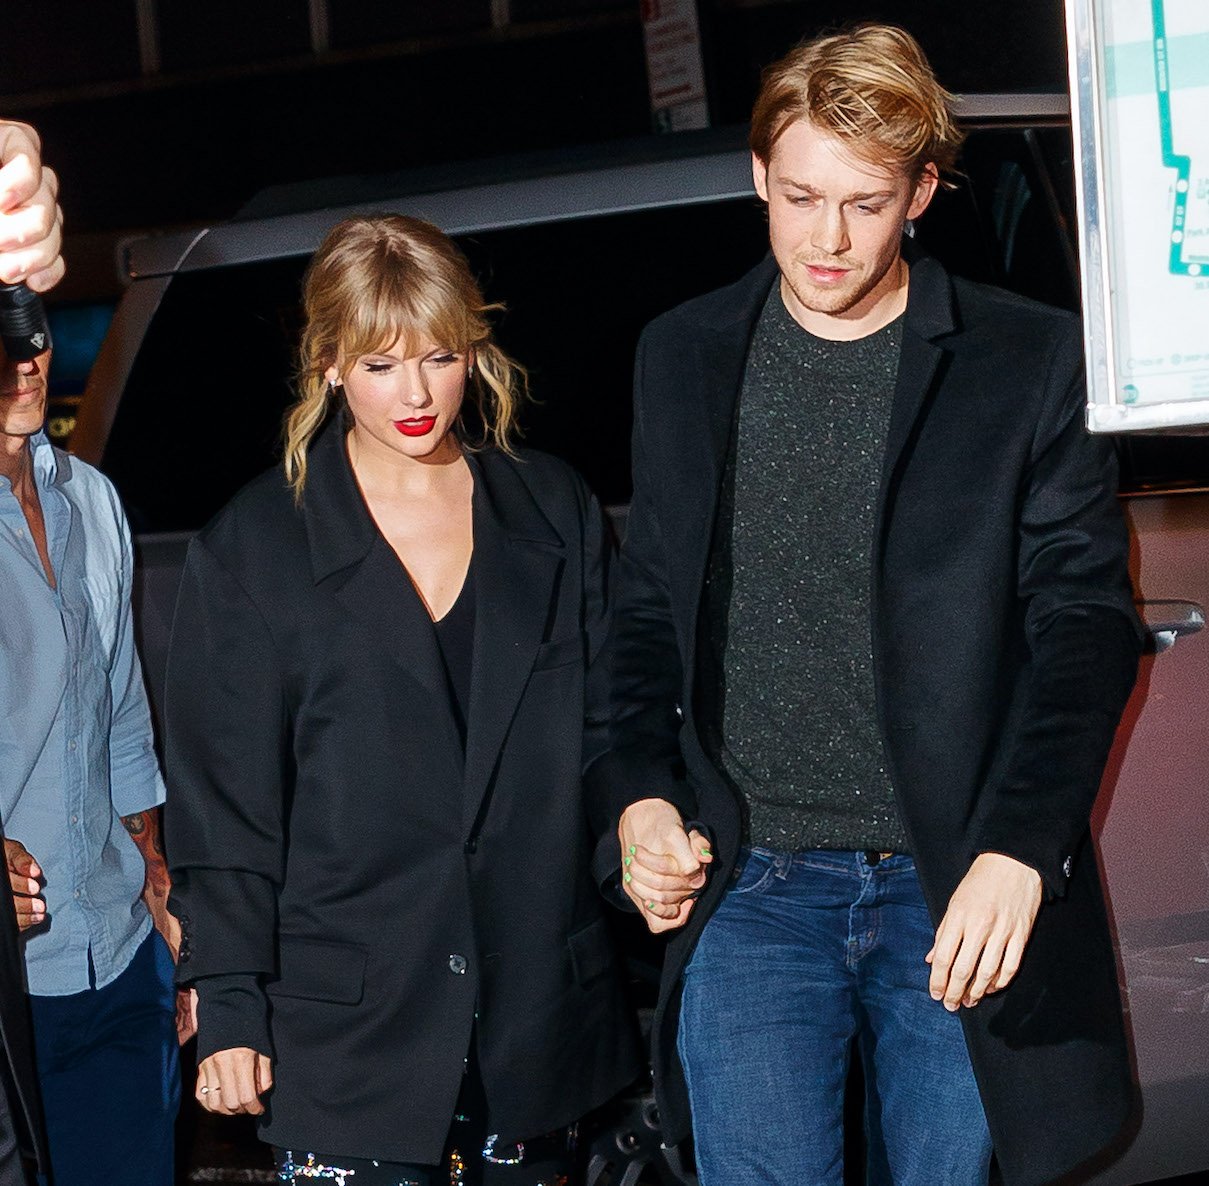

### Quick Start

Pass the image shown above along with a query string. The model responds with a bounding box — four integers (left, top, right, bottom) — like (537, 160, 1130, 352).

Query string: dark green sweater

(706, 284, 909, 853)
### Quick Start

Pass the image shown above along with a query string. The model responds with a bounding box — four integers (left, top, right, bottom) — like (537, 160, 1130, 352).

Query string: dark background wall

(2, 0, 1068, 298)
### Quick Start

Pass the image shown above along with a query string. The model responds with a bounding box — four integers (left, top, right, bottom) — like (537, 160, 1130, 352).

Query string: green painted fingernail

(701, 847, 712, 857)
(646, 901, 657, 911)
(624, 856, 633, 867)
(628, 845, 637, 856)
(624, 873, 633, 884)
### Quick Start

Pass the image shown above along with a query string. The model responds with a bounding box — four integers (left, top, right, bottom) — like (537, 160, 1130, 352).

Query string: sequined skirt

(273, 1040, 574, 1186)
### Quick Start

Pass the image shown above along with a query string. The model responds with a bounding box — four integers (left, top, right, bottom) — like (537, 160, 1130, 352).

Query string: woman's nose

(403, 383, 430, 408)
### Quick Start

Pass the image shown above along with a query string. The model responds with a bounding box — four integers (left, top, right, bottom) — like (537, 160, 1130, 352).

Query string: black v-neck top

(433, 560, 476, 750)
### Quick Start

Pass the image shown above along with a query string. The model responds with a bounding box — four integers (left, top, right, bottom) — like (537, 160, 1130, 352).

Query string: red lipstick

(394, 417, 437, 437)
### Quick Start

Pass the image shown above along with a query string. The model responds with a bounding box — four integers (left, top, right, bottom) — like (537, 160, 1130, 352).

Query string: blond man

(588, 24, 1140, 1186)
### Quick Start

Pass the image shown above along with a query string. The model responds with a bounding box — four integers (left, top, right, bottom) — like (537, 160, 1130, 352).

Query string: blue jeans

(678, 848, 993, 1186)
(30, 931, 179, 1186)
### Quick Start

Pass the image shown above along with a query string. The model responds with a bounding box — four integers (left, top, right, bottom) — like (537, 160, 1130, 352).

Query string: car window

(102, 198, 770, 529)
(914, 126, 1081, 313)
(101, 127, 1209, 527)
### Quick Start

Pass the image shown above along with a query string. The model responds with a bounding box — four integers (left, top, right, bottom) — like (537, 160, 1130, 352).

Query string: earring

(467, 363, 475, 378)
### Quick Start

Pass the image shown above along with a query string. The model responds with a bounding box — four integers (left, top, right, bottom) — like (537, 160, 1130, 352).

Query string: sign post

(641, 0, 710, 133)
(1067, 0, 1209, 431)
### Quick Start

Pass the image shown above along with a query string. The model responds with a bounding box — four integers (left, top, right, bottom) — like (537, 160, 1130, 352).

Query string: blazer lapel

(301, 420, 463, 765)
(876, 250, 959, 551)
(462, 451, 565, 834)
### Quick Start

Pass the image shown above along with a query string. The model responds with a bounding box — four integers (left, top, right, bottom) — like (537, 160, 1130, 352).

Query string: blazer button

(448, 954, 468, 975)
(1062, 855, 1073, 878)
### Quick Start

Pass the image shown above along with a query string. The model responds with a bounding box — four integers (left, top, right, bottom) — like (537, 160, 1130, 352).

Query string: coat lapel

(301, 420, 463, 765)
(875, 250, 959, 552)
(461, 451, 565, 834)
(671, 257, 780, 628)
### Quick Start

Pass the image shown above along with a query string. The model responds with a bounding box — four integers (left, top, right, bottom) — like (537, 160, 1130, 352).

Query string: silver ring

(200, 1086, 213, 1095)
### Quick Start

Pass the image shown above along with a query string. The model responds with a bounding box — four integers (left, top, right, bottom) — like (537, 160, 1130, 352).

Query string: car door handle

(1137, 599, 1205, 654)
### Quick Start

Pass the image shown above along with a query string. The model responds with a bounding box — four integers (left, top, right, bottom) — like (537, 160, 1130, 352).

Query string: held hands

(618, 798, 713, 933)
(197, 1048, 274, 1116)
(926, 852, 1044, 1011)
(0, 121, 64, 290)
(5, 837, 46, 931)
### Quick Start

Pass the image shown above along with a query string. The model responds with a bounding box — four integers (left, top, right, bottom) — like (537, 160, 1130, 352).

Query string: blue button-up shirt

(0, 432, 165, 995)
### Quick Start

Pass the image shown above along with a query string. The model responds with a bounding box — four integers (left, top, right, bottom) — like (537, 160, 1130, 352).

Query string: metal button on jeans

(448, 954, 468, 975)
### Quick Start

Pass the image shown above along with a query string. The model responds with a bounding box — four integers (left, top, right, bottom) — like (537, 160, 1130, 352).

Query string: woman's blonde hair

(283, 214, 527, 496)
(750, 23, 964, 184)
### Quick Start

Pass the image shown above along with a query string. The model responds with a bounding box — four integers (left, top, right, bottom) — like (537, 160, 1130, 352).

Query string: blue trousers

(679, 849, 993, 1186)
(30, 931, 179, 1186)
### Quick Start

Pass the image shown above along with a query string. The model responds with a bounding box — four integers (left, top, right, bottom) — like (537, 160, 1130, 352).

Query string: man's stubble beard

(784, 262, 873, 317)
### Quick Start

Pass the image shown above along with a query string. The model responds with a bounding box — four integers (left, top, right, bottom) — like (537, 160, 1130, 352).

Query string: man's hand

(0, 121, 64, 291)
(5, 837, 46, 931)
(619, 798, 713, 934)
(926, 852, 1043, 1011)
(177, 988, 198, 1047)
(197, 1048, 273, 1116)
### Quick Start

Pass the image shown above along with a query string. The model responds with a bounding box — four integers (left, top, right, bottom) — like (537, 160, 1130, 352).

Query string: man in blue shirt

(0, 225, 185, 1184)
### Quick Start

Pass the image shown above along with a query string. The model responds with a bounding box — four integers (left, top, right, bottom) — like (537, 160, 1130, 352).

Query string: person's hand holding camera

(0, 120, 64, 291)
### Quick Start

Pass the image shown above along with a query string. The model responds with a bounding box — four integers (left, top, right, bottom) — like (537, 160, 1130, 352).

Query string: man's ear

(752, 151, 771, 204)
(908, 162, 940, 221)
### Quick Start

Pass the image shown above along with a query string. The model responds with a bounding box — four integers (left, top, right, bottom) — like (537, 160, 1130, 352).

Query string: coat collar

(691, 241, 960, 472)
(299, 421, 565, 828)
(671, 245, 959, 633)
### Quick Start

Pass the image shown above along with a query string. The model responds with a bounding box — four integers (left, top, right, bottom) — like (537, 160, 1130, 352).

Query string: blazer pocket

(532, 632, 584, 672)
(568, 917, 616, 986)
(266, 936, 368, 1005)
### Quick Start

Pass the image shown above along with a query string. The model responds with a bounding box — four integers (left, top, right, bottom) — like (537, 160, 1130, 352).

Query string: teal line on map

(1152, 0, 1202, 277)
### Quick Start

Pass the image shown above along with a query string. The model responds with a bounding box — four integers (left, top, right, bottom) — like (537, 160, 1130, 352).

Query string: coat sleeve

(973, 322, 1143, 896)
(164, 534, 288, 982)
(584, 326, 700, 873)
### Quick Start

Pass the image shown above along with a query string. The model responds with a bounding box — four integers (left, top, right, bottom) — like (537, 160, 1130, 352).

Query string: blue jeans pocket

(729, 847, 779, 896)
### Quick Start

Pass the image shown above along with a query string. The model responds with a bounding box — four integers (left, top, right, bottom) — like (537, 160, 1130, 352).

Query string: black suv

(74, 95, 1209, 1185)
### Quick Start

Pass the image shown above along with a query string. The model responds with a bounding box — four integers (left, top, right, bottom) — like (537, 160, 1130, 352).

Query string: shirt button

(73, 890, 81, 900)
(71, 814, 79, 824)
(69, 740, 77, 751)
(448, 954, 468, 975)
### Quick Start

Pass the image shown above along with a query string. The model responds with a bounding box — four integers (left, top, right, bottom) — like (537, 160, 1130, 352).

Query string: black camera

(0, 282, 51, 362)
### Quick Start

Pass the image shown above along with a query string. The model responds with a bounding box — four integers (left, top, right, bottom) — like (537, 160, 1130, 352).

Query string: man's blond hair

(750, 23, 963, 182)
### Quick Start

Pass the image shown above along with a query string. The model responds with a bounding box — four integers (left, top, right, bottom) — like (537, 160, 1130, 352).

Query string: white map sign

(1068, 0, 1209, 431)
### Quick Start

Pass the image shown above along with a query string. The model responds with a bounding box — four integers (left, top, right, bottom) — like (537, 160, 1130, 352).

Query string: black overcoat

(164, 422, 641, 1164)
(0, 822, 46, 1186)
(586, 252, 1144, 1186)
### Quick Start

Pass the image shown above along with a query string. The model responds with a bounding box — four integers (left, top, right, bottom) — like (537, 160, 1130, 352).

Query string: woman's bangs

(341, 273, 473, 365)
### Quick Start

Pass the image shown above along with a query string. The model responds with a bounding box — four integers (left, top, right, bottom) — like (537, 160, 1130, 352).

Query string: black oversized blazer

(164, 422, 641, 1164)
(586, 251, 1144, 1186)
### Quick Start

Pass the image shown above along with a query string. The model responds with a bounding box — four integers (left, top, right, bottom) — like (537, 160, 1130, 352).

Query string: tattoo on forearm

(122, 812, 148, 836)
(122, 809, 169, 876)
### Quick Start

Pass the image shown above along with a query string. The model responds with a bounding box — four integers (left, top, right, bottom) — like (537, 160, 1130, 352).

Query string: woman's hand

(618, 798, 713, 933)
(197, 1048, 274, 1115)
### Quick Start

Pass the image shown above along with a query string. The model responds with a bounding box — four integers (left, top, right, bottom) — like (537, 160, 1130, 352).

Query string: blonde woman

(163, 215, 641, 1184)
